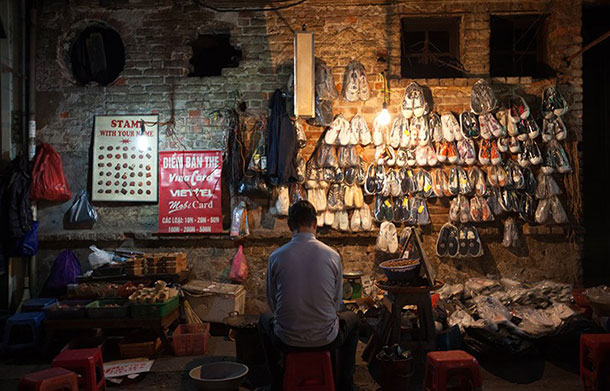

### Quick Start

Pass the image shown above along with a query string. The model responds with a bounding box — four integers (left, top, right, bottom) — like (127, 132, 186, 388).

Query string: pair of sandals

(436, 223, 482, 258)
(541, 140, 571, 174)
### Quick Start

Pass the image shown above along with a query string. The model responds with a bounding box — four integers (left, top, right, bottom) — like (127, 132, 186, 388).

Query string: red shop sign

(158, 150, 223, 234)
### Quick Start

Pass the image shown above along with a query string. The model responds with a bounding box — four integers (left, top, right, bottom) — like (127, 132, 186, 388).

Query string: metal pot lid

(343, 271, 363, 278)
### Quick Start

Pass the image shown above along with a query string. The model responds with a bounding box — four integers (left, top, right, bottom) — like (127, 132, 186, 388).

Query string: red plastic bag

(229, 245, 248, 283)
(30, 142, 72, 202)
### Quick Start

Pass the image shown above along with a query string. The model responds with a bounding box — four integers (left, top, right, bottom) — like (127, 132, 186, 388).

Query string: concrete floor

(0, 336, 582, 390)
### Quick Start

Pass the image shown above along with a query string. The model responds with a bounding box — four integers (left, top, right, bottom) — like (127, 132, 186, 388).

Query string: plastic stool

(3, 312, 45, 351)
(52, 348, 106, 391)
(283, 351, 335, 391)
(22, 298, 58, 312)
(580, 334, 610, 391)
(18, 367, 78, 391)
(424, 350, 483, 391)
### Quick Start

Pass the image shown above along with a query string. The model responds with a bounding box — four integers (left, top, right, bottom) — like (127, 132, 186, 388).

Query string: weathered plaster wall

(33, 0, 583, 311)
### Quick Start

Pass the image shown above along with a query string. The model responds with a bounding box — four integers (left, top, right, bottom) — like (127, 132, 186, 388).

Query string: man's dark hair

(287, 200, 317, 231)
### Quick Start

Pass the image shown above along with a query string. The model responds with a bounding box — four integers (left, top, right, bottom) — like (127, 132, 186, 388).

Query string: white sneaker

(349, 117, 360, 145)
(350, 209, 361, 232)
(376, 221, 389, 251)
(401, 91, 414, 119)
(344, 185, 354, 208)
(337, 115, 351, 146)
(396, 117, 410, 148)
(386, 147, 396, 166)
(361, 205, 373, 231)
(352, 115, 371, 146)
(353, 186, 364, 208)
(416, 116, 430, 146)
(387, 118, 400, 149)
(338, 210, 349, 231)
(385, 222, 399, 253)
(396, 149, 407, 167)
(416, 145, 428, 166)
(324, 209, 335, 226)
(316, 188, 327, 211)
(373, 117, 386, 146)
(441, 113, 455, 142)
(317, 213, 324, 227)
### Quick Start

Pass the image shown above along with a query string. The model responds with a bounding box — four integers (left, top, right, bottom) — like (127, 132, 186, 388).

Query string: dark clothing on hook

(266, 89, 298, 185)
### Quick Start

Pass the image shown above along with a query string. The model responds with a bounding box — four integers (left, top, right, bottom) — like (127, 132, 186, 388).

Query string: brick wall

(33, 0, 583, 310)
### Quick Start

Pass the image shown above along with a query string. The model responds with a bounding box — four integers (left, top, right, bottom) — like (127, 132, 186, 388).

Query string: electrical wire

(193, 0, 306, 12)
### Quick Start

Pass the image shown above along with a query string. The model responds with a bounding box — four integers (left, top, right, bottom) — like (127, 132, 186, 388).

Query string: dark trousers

(258, 311, 359, 391)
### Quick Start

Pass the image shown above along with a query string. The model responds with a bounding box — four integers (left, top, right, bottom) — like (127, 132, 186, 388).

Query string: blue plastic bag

(41, 250, 82, 297)
(10, 221, 38, 257)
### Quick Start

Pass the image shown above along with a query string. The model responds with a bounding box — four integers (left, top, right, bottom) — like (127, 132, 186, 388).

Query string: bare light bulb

(376, 103, 391, 126)
(136, 134, 148, 151)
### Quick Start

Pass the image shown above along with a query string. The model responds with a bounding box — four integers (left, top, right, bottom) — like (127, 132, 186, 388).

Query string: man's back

(267, 232, 342, 347)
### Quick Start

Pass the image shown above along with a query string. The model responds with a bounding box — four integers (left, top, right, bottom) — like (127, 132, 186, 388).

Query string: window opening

(69, 25, 125, 86)
(400, 17, 463, 78)
(188, 34, 242, 77)
(490, 14, 554, 77)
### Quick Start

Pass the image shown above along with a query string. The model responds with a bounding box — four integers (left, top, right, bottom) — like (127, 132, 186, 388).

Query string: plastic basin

(189, 362, 249, 391)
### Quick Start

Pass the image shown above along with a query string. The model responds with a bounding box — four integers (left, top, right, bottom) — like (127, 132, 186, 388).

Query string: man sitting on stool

(259, 200, 359, 391)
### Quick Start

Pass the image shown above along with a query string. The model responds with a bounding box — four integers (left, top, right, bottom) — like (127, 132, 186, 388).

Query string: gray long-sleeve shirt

(266, 232, 342, 347)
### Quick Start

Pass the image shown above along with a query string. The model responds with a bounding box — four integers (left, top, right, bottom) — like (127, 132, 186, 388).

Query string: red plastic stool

(18, 367, 78, 391)
(52, 348, 105, 391)
(283, 351, 335, 391)
(424, 350, 483, 391)
(580, 333, 610, 391)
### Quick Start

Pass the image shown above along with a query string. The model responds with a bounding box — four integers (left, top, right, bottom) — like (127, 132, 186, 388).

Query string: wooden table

(44, 309, 179, 353)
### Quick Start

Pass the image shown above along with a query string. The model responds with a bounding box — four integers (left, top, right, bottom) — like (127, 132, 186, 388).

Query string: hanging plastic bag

(69, 190, 98, 225)
(41, 249, 82, 297)
(229, 245, 248, 283)
(10, 221, 39, 257)
(30, 142, 72, 202)
(88, 245, 113, 269)
(230, 201, 249, 239)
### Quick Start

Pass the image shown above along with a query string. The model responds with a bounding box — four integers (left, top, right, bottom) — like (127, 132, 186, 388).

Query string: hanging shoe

(466, 225, 482, 257)
(416, 145, 428, 166)
(535, 198, 550, 224)
(337, 146, 349, 168)
(432, 169, 444, 198)
(470, 196, 482, 222)
(541, 143, 556, 174)
(551, 116, 567, 141)
(374, 196, 385, 222)
(385, 222, 399, 253)
(403, 168, 416, 194)
(388, 169, 402, 197)
(386, 146, 397, 167)
(449, 197, 460, 222)
(487, 189, 503, 216)
(469, 167, 487, 196)
(426, 145, 438, 166)
(471, 79, 498, 114)
(479, 139, 491, 165)
(527, 139, 542, 165)
(447, 224, 459, 257)
(350, 209, 361, 232)
(401, 87, 414, 119)
(486, 166, 498, 187)
(408, 82, 428, 118)
(459, 195, 471, 223)
(550, 140, 571, 173)
(461, 139, 477, 165)
(344, 184, 354, 209)
(496, 165, 508, 187)
(350, 115, 371, 146)
(458, 226, 469, 257)
(506, 115, 518, 137)
(364, 163, 377, 195)
(541, 118, 554, 143)
(396, 148, 407, 167)
(460, 111, 480, 139)
(361, 205, 373, 231)
(391, 117, 407, 149)
(436, 223, 452, 257)
(495, 109, 510, 135)
(518, 193, 535, 223)
(416, 197, 431, 225)
(353, 186, 364, 208)
(406, 147, 417, 167)
(509, 137, 521, 153)
(516, 119, 529, 141)
(323, 209, 335, 226)
(497, 137, 509, 153)
(490, 140, 502, 166)
(441, 112, 457, 142)
(387, 117, 401, 149)
(526, 117, 540, 139)
(437, 142, 448, 163)
(373, 116, 387, 146)
(449, 167, 460, 195)
(509, 95, 530, 122)
(447, 142, 459, 164)
(357, 63, 370, 101)
(336, 115, 351, 145)
(478, 113, 493, 140)
(429, 112, 443, 143)
(480, 195, 494, 221)
(342, 62, 360, 102)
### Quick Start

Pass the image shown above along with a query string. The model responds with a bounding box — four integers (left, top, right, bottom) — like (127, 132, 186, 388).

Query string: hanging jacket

(0, 155, 34, 240)
(266, 89, 298, 185)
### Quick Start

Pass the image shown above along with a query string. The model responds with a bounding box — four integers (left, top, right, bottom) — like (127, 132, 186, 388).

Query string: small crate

(86, 299, 129, 319)
(173, 323, 210, 356)
(131, 295, 179, 318)
(45, 300, 90, 320)
(119, 330, 162, 358)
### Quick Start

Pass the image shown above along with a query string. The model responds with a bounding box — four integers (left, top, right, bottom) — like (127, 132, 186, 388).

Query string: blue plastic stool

(22, 298, 57, 313)
(3, 312, 45, 351)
